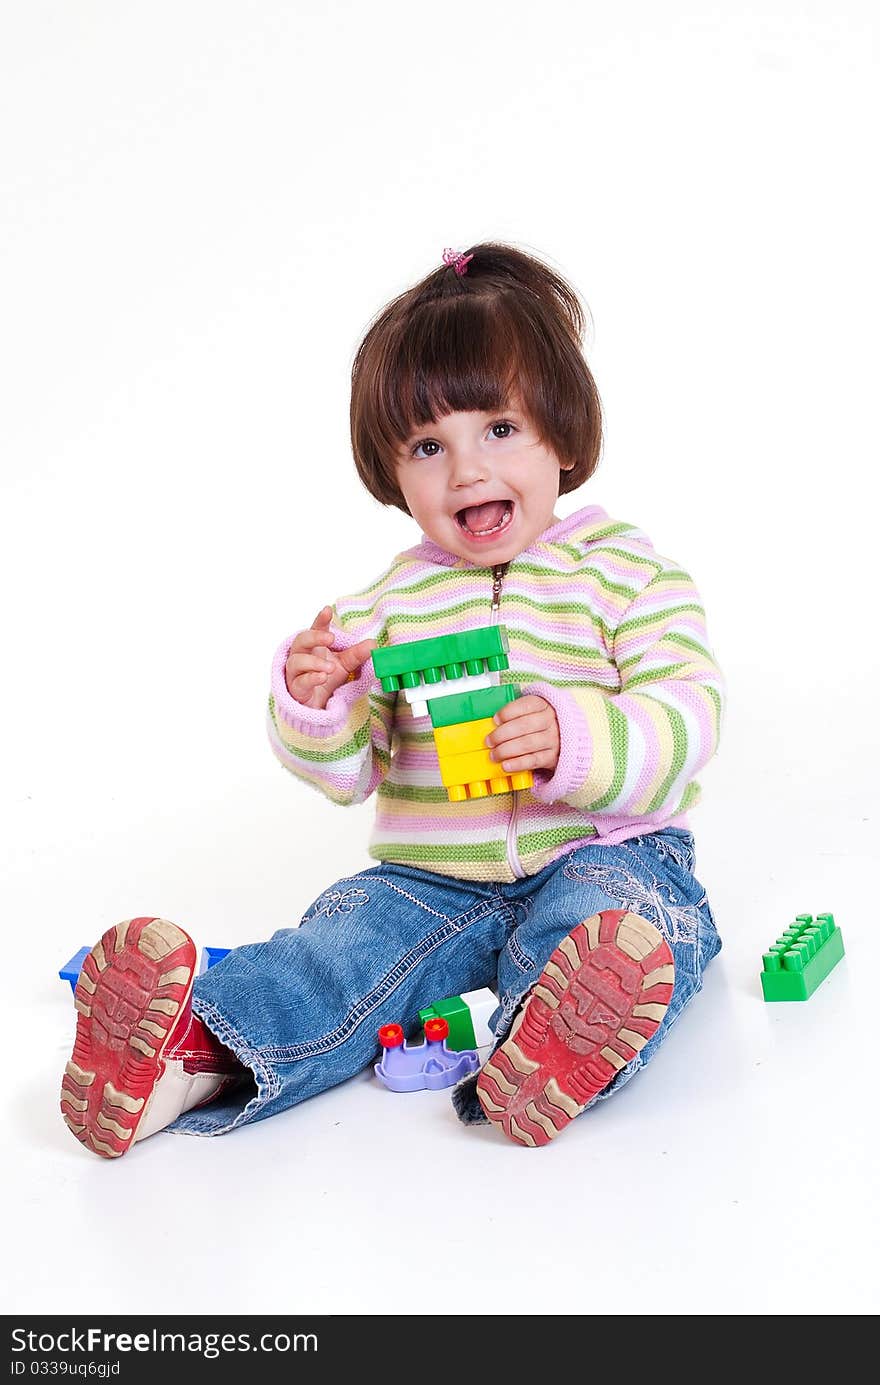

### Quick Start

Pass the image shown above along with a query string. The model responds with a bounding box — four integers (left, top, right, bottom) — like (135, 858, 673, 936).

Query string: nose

(449, 443, 490, 489)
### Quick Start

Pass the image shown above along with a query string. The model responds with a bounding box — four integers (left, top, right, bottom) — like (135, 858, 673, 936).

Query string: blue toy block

(60, 943, 231, 992)
(59, 947, 91, 995)
(199, 946, 231, 974)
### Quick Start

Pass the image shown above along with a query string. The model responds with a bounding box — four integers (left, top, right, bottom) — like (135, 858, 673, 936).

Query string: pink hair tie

(442, 247, 474, 276)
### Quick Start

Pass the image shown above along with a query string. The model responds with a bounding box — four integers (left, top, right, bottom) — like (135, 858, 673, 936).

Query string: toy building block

(427, 682, 518, 729)
(198, 946, 231, 974)
(374, 1018, 480, 1092)
(59, 947, 91, 995)
(760, 914, 844, 1001)
(372, 626, 510, 691)
(60, 942, 230, 992)
(419, 987, 497, 1051)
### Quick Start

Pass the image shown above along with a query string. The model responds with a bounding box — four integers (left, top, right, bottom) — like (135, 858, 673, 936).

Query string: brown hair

(349, 242, 603, 514)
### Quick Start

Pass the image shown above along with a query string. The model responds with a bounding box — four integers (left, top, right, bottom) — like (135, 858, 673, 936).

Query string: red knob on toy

(378, 1023, 404, 1049)
(424, 1017, 449, 1042)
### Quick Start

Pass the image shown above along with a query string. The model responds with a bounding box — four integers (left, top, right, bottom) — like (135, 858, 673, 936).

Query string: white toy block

(460, 987, 498, 1048)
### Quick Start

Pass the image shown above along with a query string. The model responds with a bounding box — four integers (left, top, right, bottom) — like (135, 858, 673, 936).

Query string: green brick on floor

(760, 914, 845, 1001)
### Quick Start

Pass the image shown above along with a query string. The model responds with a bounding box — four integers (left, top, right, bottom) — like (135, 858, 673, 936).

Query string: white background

(2, 1, 877, 1316)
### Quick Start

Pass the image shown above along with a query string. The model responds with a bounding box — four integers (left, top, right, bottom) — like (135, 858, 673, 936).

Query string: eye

(409, 438, 442, 460)
(408, 419, 517, 459)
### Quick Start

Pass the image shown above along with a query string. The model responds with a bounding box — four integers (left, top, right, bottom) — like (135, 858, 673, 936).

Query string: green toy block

(371, 626, 509, 691)
(419, 988, 497, 1049)
(419, 995, 476, 1051)
(760, 914, 845, 1001)
(428, 682, 519, 728)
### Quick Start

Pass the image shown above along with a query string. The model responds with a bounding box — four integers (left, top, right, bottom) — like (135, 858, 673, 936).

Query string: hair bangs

(383, 297, 522, 447)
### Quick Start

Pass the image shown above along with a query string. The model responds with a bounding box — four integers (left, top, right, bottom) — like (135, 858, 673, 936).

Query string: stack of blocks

(371, 625, 533, 801)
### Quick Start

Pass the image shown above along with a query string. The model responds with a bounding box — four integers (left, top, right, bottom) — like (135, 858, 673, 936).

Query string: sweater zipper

(490, 563, 526, 880)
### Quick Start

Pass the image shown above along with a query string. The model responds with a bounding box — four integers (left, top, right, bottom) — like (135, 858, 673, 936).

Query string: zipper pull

(491, 562, 509, 614)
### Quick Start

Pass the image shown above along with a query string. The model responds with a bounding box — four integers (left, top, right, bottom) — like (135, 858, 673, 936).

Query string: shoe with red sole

(476, 909, 675, 1147)
(61, 917, 240, 1158)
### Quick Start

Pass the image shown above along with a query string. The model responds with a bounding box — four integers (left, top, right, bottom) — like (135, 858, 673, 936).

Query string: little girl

(61, 243, 724, 1155)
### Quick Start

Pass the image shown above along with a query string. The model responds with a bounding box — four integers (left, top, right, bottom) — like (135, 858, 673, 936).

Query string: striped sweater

(268, 506, 724, 883)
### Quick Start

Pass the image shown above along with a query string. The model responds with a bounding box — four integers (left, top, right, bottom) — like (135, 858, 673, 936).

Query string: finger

(289, 668, 329, 691)
(338, 638, 378, 673)
(495, 741, 558, 772)
(493, 695, 548, 723)
(311, 606, 334, 629)
(291, 627, 336, 652)
(489, 732, 556, 763)
(287, 653, 334, 679)
(495, 751, 552, 772)
(286, 670, 330, 703)
(486, 712, 553, 748)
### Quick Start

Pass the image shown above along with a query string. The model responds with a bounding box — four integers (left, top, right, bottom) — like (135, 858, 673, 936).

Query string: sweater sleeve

(266, 607, 395, 806)
(524, 568, 724, 816)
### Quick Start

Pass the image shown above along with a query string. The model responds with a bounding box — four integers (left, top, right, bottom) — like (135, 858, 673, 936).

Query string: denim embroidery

(366, 877, 453, 922)
(562, 858, 701, 947)
(644, 833, 694, 874)
(301, 886, 371, 922)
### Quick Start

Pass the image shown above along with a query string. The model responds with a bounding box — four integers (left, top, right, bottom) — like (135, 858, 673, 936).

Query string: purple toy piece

(374, 1018, 480, 1093)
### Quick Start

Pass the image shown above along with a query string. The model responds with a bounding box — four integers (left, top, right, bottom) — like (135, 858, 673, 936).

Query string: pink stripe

(373, 805, 513, 835)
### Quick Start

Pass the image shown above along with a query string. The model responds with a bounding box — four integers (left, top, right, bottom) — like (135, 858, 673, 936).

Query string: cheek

(404, 477, 444, 518)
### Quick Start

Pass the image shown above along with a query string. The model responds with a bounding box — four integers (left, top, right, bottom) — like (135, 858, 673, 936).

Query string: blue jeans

(171, 828, 721, 1136)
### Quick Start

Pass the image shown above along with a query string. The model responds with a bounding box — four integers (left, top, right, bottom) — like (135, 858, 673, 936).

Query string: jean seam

(190, 998, 281, 1101)
(263, 899, 502, 1063)
(504, 930, 536, 976)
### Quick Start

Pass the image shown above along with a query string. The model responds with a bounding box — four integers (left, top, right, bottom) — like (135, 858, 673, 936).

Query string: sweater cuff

(270, 634, 377, 736)
(520, 681, 594, 803)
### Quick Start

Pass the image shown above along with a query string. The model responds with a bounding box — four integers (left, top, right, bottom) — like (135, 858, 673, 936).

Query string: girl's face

(394, 397, 572, 565)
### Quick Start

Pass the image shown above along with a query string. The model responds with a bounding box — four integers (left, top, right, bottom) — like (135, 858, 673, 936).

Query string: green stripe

(553, 524, 650, 557)
(624, 661, 701, 688)
(369, 840, 509, 864)
(646, 706, 688, 813)
(589, 700, 629, 811)
(667, 632, 714, 657)
(615, 600, 705, 640)
(706, 686, 723, 733)
(378, 782, 451, 803)
(396, 728, 436, 745)
(517, 826, 599, 853)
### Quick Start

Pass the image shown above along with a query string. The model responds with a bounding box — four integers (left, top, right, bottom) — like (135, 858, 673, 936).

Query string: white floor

(4, 798, 877, 1316)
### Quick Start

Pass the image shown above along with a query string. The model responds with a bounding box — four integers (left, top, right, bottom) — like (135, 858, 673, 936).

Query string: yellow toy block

(433, 717, 496, 757)
(436, 742, 533, 801)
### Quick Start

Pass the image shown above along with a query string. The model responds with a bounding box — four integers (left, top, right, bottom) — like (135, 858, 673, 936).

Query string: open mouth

(454, 500, 515, 541)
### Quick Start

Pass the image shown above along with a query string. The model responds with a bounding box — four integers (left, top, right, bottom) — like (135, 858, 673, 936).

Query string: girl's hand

(485, 694, 561, 774)
(284, 607, 377, 710)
